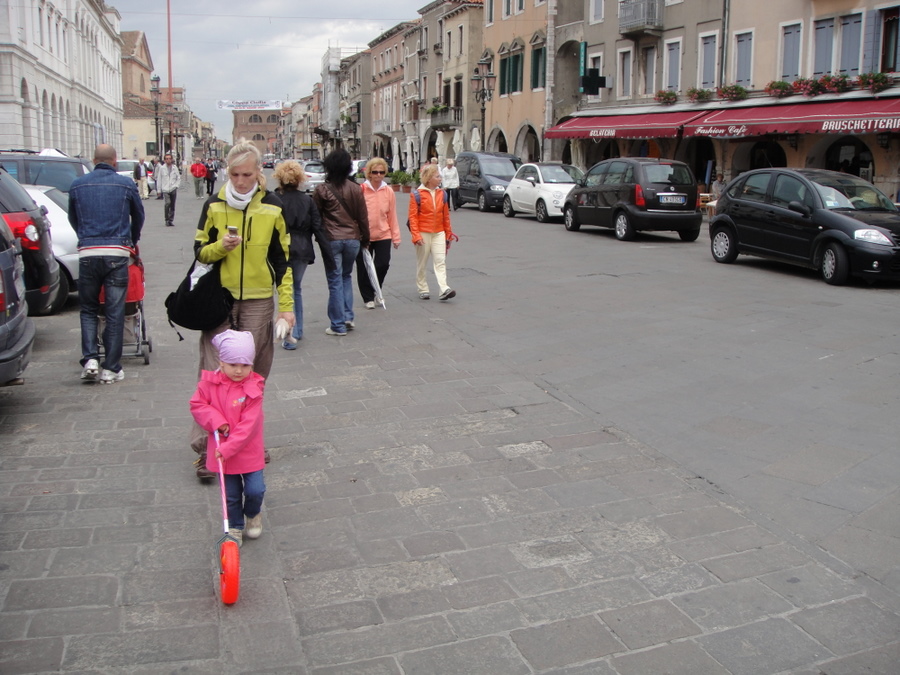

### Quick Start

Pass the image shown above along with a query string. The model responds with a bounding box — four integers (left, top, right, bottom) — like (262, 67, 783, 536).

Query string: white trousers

(414, 231, 448, 295)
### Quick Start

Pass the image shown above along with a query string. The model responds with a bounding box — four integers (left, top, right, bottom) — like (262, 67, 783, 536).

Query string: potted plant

(686, 87, 712, 103)
(819, 73, 851, 94)
(387, 171, 401, 191)
(791, 77, 822, 97)
(765, 80, 793, 98)
(717, 84, 748, 101)
(857, 71, 891, 94)
(654, 89, 678, 105)
(426, 104, 449, 115)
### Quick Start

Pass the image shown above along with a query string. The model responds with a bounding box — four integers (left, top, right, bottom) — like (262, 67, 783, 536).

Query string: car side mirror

(788, 201, 811, 217)
(526, 176, 536, 184)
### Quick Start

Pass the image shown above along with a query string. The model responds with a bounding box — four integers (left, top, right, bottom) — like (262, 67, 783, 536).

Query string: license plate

(660, 195, 686, 205)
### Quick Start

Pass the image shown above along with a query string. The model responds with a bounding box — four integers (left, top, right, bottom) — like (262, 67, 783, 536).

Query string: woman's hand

(277, 311, 295, 328)
(218, 423, 230, 436)
(222, 234, 241, 252)
(393, 242, 400, 250)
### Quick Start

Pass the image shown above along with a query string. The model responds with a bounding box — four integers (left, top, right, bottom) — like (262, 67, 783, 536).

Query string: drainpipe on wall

(543, 0, 557, 162)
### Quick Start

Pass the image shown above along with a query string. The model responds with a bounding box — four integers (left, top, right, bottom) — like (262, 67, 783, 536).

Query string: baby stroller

(99, 251, 152, 364)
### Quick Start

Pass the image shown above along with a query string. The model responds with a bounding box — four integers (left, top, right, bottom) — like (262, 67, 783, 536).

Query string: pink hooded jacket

(190, 369, 266, 475)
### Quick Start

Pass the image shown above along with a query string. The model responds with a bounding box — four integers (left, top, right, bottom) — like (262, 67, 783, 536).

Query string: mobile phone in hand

(227, 226, 238, 237)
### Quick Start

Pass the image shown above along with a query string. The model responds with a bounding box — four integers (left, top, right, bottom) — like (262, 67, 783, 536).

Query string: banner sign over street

(216, 100, 283, 111)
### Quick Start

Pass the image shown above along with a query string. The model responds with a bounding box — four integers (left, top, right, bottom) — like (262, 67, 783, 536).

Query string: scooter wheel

(219, 540, 240, 605)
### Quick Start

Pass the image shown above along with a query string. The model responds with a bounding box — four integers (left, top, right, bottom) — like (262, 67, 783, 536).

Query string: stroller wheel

(142, 343, 150, 364)
(219, 539, 240, 605)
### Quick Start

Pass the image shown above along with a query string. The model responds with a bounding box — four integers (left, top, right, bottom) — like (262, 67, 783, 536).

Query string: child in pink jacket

(190, 330, 266, 546)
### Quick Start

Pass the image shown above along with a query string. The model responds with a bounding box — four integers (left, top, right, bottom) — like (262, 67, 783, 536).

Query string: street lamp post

(470, 60, 497, 151)
(150, 75, 161, 158)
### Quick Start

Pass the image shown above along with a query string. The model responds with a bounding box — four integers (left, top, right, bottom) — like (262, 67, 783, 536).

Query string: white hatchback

(23, 184, 78, 303)
(503, 163, 584, 222)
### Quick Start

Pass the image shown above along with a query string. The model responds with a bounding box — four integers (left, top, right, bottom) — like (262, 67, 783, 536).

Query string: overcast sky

(111, 0, 427, 138)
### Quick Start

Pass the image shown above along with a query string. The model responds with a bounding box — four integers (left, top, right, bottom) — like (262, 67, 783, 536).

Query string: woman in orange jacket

(358, 158, 401, 308)
(408, 163, 456, 301)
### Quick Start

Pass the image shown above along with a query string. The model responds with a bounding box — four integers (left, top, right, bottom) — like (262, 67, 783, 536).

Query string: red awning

(683, 98, 900, 138)
(546, 110, 708, 139)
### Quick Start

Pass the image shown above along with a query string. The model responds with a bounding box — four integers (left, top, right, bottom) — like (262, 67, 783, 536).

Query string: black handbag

(165, 259, 234, 336)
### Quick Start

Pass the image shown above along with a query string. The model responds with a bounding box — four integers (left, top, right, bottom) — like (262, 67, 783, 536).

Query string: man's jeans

(288, 259, 309, 340)
(325, 239, 360, 332)
(223, 470, 265, 530)
(164, 190, 177, 225)
(79, 256, 129, 373)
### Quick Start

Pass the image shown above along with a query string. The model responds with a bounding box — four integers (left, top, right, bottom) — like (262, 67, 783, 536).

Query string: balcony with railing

(429, 106, 463, 129)
(372, 119, 393, 135)
(619, 0, 663, 36)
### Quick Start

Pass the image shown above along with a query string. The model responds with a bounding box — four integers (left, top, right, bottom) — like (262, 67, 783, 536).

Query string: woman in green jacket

(188, 139, 294, 479)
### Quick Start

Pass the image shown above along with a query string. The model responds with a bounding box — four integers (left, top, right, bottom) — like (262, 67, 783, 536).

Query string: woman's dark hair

(323, 149, 352, 185)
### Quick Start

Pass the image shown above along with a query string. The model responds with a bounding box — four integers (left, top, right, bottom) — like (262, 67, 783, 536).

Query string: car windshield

(42, 187, 69, 211)
(118, 160, 139, 172)
(481, 158, 521, 180)
(811, 175, 898, 212)
(305, 162, 324, 173)
(643, 163, 693, 185)
(541, 165, 584, 184)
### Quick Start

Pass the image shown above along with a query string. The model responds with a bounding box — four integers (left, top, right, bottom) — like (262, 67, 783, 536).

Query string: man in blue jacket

(68, 144, 145, 384)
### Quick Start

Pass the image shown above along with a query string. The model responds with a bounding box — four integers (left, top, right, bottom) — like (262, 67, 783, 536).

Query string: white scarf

(225, 181, 258, 210)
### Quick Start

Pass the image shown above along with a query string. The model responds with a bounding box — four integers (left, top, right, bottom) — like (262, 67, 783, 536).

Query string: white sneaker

(80, 359, 99, 381)
(365, 301, 375, 309)
(245, 513, 263, 539)
(345, 320, 355, 331)
(99, 368, 125, 384)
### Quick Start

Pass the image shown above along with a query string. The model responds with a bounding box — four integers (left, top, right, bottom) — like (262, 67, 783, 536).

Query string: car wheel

(821, 242, 850, 285)
(46, 267, 70, 315)
(478, 191, 488, 212)
(679, 227, 701, 242)
(710, 225, 739, 263)
(564, 206, 581, 232)
(614, 211, 636, 241)
(502, 196, 516, 218)
(536, 200, 549, 223)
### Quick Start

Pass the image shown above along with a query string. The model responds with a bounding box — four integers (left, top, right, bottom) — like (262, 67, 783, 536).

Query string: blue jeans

(224, 470, 265, 530)
(325, 239, 360, 332)
(288, 258, 309, 340)
(78, 256, 129, 373)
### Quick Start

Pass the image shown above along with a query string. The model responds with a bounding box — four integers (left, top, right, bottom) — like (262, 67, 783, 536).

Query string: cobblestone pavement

(1, 188, 898, 673)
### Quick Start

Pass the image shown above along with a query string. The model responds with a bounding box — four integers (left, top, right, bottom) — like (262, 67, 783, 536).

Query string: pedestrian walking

(157, 153, 180, 226)
(68, 144, 144, 384)
(191, 158, 206, 198)
(205, 159, 218, 196)
(189, 139, 294, 479)
(409, 163, 456, 301)
(358, 158, 400, 309)
(313, 149, 370, 336)
(132, 157, 150, 200)
(273, 160, 334, 350)
(190, 330, 266, 546)
(441, 158, 460, 210)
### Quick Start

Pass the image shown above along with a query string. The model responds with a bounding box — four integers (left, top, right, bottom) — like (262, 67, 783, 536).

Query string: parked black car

(455, 152, 522, 211)
(0, 201, 35, 385)
(563, 157, 703, 241)
(710, 168, 900, 285)
(0, 150, 92, 193)
(0, 167, 60, 314)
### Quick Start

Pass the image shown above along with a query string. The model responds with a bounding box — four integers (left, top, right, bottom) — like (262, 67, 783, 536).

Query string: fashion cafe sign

(692, 125, 750, 137)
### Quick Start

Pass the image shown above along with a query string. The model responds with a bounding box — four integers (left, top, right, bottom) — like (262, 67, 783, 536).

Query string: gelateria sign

(216, 100, 284, 111)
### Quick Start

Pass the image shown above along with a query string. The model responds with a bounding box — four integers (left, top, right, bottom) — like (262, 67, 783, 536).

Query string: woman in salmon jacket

(357, 157, 401, 308)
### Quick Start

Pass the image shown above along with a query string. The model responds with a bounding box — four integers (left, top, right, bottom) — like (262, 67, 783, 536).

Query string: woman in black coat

(273, 160, 334, 349)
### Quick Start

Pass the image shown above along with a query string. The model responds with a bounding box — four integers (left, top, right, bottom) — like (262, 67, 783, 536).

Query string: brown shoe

(195, 454, 216, 481)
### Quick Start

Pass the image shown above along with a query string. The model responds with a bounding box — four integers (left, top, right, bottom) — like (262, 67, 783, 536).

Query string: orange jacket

(408, 187, 452, 244)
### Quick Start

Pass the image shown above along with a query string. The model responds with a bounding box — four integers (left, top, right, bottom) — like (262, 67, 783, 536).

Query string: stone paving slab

(1, 197, 899, 673)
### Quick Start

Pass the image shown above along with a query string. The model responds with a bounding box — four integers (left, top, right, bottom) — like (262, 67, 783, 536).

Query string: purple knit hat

(212, 330, 255, 365)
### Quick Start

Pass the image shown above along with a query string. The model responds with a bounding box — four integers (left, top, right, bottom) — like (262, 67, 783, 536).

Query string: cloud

(112, 0, 424, 139)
